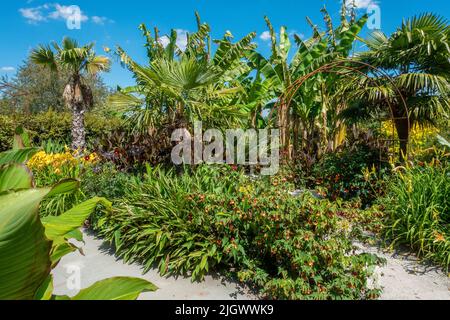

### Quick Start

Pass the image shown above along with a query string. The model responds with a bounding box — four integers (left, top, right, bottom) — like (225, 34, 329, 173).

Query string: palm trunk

(394, 116, 410, 162)
(392, 104, 410, 162)
(64, 74, 90, 151)
(71, 105, 86, 151)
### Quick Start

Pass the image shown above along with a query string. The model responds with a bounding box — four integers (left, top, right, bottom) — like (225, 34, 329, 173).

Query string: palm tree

(348, 13, 450, 159)
(31, 37, 110, 150)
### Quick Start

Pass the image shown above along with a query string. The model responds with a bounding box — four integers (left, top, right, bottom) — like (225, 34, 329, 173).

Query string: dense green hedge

(0, 110, 124, 151)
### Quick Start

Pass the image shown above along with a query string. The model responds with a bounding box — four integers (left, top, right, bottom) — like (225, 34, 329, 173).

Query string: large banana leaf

(336, 15, 368, 56)
(42, 197, 111, 241)
(0, 189, 53, 300)
(70, 277, 158, 300)
(0, 148, 40, 166)
(0, 164, 34, 193)
(0, 179, 80, 300)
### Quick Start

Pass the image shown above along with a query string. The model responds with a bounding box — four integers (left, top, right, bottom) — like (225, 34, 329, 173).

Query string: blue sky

(1, 0, 449, 88)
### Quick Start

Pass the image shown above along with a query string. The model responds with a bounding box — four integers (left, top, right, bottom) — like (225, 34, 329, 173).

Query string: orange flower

(434, 232, 446, 243)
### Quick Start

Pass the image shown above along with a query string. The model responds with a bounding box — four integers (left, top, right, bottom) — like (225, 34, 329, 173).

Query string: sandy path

(355, 241, 450, 300)
(52, 230, 450, 300)
(52, 230, 255, 300)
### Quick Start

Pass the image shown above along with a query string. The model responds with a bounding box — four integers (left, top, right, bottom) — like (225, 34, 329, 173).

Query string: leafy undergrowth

(382, 160, 450, 270)
(92, 165, 383, 300)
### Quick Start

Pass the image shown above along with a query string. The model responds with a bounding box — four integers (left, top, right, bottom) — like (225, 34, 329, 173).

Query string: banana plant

(246, 4, 368, 158)
(0, 146, 157, 300)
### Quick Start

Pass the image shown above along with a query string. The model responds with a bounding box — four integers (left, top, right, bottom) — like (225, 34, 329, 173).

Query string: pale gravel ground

(52, 230, 255, 300)
(355, 241, 450, 300)
(53, 230, 450, 300)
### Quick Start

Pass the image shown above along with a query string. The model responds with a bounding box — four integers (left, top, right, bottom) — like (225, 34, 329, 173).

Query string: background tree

(0, 58, 109, 115)
(30, 38, 110, 150)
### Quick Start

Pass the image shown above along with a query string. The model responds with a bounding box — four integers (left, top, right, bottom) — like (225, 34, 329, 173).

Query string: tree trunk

(71, 105, 86, 151)
(292, 113, 300, 159)
(393, 107, 410, 162)
(64, 74, 91, 152)
(278, 102, 290, 159)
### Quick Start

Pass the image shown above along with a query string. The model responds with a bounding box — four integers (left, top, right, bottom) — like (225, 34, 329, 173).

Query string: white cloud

(158, 36, 170, 48)
(19, 5, 49, 23)
(19, 3, 110, 26)
(347, 0, 379, 10)
(158, 29, 189, 51)
(1, 67, 15, 72)
(259, 31, 271, 41)
(92, 16, 114, 25)
(48, 4, 88, 22)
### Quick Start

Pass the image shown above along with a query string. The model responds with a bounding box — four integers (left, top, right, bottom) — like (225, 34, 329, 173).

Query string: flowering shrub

(28, 149, 99, 185)
(28, 149, 100, 216)
(311, 145, 388, 207)
(92, 166, 383, 300)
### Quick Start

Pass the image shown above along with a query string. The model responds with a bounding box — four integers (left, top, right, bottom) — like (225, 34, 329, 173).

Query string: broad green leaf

(46, 179, 80, 198)
(0, 164, 34, 193)
(34, 275, 54, 300)
(0, 148, 40, 166)
(71, 277, 158, 300)
(50, 242, 78, 266)
(42, 197, 111, 241)
(336, 15, 368, 56)
(0, 189, 53, 300)
(13, 126, 31, 150)
(65, 229, 84, 242)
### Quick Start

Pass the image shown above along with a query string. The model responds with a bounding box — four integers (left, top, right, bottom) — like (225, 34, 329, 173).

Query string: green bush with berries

(92, 165, 383, 300)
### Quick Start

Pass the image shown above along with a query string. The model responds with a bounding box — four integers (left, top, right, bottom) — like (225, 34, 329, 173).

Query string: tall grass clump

(383, 160, 450, 269)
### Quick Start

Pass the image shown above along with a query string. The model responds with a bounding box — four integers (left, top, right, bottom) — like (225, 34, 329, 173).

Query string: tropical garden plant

(246, 3, 368, 159)
(109, 13, 256, 133)
(0, 132, 156, 300)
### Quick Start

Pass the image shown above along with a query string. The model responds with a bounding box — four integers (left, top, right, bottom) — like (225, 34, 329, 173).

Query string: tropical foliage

(1, 4, 449, 301)
(0, 57, 109, 114)
(0, 140, 156, 300)
(345, 13, 450, 158)
(110, 14, 256, 132)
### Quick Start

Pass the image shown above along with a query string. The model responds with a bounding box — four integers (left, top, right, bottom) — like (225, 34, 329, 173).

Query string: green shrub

(0, 110, 124, 151)
(92, 165, 382, 300)
(383, 160, 450, 269)
(0, 115, 15, 151)
(311, 142, 388, 207)
(82, 163, 135, 200)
